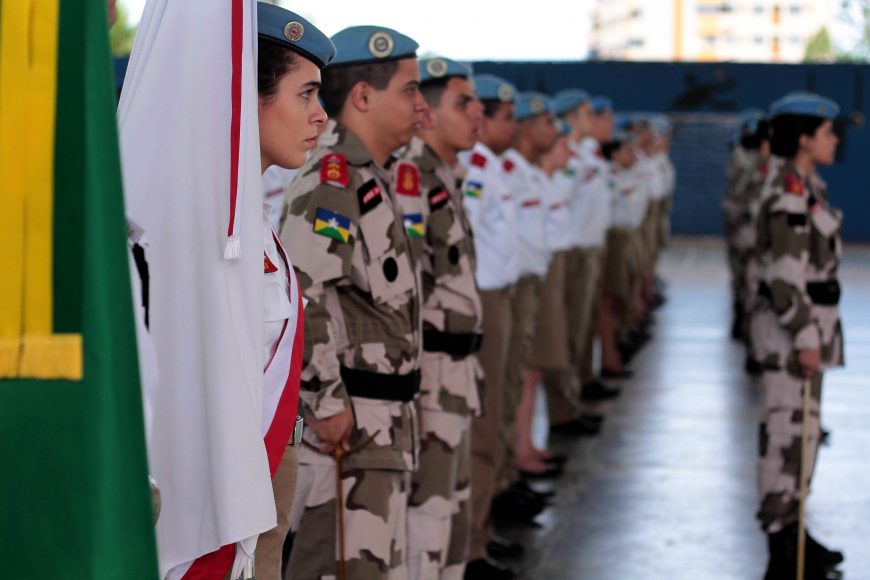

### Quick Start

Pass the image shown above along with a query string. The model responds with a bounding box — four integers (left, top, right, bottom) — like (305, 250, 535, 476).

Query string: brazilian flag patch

(313, 207, 351, 243)
(464, 181, 483, 199)
(403, 213, 425, 238)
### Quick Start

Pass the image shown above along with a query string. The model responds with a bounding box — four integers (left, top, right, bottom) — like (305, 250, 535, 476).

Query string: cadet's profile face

(483, 102, 518, 152)
(547, 136, 572, 170)
(529, 113, 558, 152)
(569, 102, 592, 136)
(613, 142, 635, 168)
(258, 56, 327, 171)
(368, 57, 426, 149)
(430, 77, 483, 152)
(801, 120, 838, 166)
(107, 0, 117, 26)
(590, 111, 614, 143)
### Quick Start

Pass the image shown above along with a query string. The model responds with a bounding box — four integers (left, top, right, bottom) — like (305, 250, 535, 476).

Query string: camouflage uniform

(280, 121, 422, 580)
(752, 162, 844, 533)
(393, 138, 482, 580)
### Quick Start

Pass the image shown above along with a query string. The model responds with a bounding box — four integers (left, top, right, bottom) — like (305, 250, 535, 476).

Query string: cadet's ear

(349, 82, 371, 113)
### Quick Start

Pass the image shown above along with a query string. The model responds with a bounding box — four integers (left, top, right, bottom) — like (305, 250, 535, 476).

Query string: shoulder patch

(785, 173, 805, 196)
(471, 152, 487, 168)
(357, 179, 384, 214)
(502, 159, 515, 173)
(428, 186, 450, 211)
(313, 208, 351, 243)
(464, 181, 483, 199)
(320, 153, 349, 188)
(396, 162, 420, 196)
(402, 213, 425, 238)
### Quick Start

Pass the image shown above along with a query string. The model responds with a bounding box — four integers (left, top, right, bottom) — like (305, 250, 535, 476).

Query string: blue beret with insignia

(769, 92, 839, 120)
(515, 92, 552, 121)
(552, 89, 590, 116)
(473, 74, 517, 103)
(327, 25, 419, 68)
(419, 57, 472, 84)
(257, 3, 336, 69)
(589, 95, 613, 114)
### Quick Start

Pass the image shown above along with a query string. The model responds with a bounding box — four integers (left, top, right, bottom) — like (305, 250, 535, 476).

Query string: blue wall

(472, 61, 870, 242)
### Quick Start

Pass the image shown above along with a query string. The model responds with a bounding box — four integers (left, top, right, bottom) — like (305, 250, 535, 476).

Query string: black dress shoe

(544, 453, 568, 465)
(518, 461, 563, 480)
(510, 479, 556, 500)
(807, 528, 844, 567)
(550, 416, 600, 436)
(464, 557, 518, 580)
(491, 489, 544, 523)
(765, 525, 843, 580)
(820, 427, 831, 445)
(487, 535, 525, 559)
(581, 411, 606, 423)
(601, 367, 633, 379)
(581, 379, 621, 401)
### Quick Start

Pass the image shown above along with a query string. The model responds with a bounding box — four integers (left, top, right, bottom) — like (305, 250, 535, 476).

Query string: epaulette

(320, 153, 349, 188)
(502, 159, 515, 173)
(471, 152, 487, 168)
(396, 162, 421, 196)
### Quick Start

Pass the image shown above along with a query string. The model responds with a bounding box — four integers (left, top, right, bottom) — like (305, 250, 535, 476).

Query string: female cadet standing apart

(752, 92, 845, 580)
(255, 5, 333, 579)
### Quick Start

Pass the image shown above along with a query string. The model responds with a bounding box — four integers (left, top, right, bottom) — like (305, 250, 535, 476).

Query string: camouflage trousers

(757, 369, 823, 533)
(545, 246, 603, 423)
(408, 409, 472, 580)
(287, 461, 410, 580)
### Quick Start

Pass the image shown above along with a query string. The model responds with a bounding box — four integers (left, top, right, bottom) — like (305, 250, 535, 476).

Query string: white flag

(118, 1, 274, 578)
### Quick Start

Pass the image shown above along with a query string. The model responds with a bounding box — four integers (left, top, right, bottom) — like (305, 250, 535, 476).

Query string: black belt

(758, 281, 840, 306)
(340, 367, 421, 402)
(423, 330, 484, 357)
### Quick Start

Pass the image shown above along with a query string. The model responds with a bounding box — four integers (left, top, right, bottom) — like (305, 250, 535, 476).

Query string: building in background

(589, 0, 836, 62)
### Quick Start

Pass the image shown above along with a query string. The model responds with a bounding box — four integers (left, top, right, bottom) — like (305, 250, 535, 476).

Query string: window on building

(754, 35, 764, 44)
(627, 38, 645, 47)
(789, 4, 801, 13)
(703, 35, 717, 44)
(789, 35, 802, 44)
(630, 8, 643, 18)
(754, 5, 764, 14)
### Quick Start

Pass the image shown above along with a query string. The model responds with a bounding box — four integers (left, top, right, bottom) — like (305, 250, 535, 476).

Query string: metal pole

(796, 376, 812, 580)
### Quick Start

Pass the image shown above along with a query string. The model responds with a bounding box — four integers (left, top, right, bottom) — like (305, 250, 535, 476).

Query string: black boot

(806, 528, 845, 568)
(765, 525, 843, 580)
(464, 557, 517, 579)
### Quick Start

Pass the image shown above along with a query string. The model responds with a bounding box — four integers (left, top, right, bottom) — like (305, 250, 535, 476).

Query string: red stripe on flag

(263, 277, 305, 475)
(227, 0, 243, 237)
(181, 544, 234, 580)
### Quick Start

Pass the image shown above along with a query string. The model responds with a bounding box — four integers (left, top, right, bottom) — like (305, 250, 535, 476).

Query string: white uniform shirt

(502, 148, 551, 278)
(544, 169, 575, 253)
(263, 210, 293, 367)
(569, 137, 611, 248)
(608, 164, 648, 230)
(262, 166, 298, 232)
(460, 143, 519, 291)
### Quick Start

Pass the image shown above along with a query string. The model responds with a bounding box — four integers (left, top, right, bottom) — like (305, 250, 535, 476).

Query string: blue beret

(327, 25, 418, 68)
(472, 74, 516, 103)
(770, 92, 839, 120)
(515, 92, 552, 121)
(613, 112, 633, 131)
(739, 108, 766, 133)
(257, 3, 336, 69)
(552, 89, 590, 116)
(589, 95, 613, 114)
(419, 57, 472, 84)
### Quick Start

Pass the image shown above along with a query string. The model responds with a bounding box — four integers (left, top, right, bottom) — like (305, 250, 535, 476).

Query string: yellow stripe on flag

(0, 0, 82, 380)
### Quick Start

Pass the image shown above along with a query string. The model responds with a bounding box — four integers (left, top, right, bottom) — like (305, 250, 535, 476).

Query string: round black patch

(448, 245, 460, 265)
(382, 257, 399, 282)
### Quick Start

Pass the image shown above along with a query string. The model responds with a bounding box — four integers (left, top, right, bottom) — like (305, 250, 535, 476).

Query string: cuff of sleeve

(794, 323, 821, 351)
(300, 384, 351, 421)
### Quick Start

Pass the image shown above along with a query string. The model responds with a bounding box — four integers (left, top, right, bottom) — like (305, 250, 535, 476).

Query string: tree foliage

(110, 3, 137, 56)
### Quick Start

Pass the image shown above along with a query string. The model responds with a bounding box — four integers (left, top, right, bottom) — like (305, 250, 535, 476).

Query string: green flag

(0, 0, 159, 578)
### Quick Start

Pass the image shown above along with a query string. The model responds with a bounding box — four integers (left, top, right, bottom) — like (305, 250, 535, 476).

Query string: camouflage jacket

(724, 147, 760, 231)
(394, 138, 482, 415)
(279, 121, 422, 470)
(755, 161, 843, 367)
